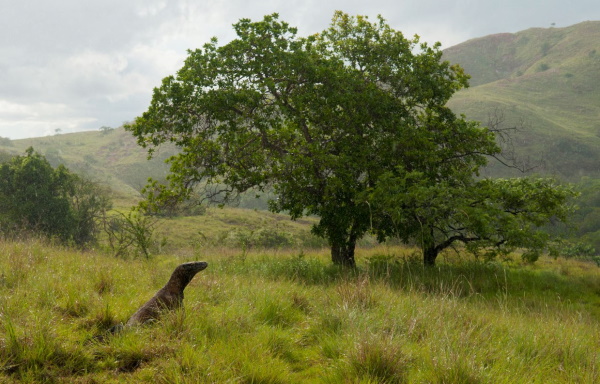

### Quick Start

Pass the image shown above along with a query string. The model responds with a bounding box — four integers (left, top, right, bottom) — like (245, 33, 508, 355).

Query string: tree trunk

(423, 246, 438, 267)
(331, 238, 356, 268)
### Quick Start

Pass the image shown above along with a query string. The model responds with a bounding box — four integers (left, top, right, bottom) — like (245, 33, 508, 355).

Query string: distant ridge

(444, 21, 600, 179)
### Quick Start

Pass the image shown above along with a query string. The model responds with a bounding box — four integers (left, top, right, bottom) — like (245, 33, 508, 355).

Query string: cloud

(0, 99, 96, 138)
(1, 0, 599, 140)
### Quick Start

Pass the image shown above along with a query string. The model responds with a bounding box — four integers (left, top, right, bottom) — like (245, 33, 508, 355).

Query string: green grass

(153, 206, 326, 252)
(1, 239, 600, 382)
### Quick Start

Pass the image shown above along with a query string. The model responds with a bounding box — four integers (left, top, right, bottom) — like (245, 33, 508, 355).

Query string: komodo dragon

(125, 261, 208, 326)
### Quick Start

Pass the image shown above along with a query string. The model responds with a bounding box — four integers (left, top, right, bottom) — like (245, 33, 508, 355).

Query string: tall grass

(1, 239, 599, 382)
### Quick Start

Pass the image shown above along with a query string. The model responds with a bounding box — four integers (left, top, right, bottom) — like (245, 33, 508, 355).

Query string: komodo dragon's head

(166, 261, 208, 292)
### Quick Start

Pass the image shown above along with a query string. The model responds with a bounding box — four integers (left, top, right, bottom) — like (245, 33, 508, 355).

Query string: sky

(1, 0, 599, 140)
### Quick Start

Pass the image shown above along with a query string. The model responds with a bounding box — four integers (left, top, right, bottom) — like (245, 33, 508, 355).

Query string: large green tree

(0, 148, 111, 245)
(127, 12, 500, 267)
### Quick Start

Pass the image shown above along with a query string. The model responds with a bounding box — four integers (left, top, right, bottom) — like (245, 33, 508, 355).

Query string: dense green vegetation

(0, 148, 111, 246)
(1, 240, 600, 383)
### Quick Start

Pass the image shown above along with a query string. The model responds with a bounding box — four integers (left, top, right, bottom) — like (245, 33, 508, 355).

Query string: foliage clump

(102, 210, 160, 258)
(0, 147, 111, 246)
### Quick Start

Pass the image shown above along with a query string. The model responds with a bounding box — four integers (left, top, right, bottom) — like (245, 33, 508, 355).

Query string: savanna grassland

(1, 239, 600, 383)
(1, 19, 600, 384)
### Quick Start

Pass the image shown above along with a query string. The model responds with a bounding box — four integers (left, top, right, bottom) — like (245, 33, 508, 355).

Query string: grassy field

(1, 239, 600, 383)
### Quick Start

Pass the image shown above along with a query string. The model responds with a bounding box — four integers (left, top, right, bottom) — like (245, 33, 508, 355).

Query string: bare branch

(485, 107, 542, 173)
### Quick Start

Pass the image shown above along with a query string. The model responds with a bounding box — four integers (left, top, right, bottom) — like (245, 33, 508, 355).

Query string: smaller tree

(102, 210, 159, 258)
(0, 148, 111, 245)
(369, 169, 576, 266)
(99, 126, 115, 135)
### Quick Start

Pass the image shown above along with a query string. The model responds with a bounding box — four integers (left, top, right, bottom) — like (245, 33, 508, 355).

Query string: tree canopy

(127, 12, 572, 266)
(0, 148, 111, 245)
(370, 169, 575, 265)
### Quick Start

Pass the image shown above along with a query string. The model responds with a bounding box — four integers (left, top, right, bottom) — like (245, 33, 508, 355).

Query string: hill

(0, 128, 174, 202)
(444, 21, 600, 179)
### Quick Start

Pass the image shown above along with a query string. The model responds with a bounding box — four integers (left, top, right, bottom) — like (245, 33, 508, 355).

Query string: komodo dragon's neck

(162, 267, 199, 295)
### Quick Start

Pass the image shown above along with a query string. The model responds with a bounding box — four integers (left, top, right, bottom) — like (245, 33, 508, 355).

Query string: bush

(537, 63, 550, 72)
(0, 147, 111, 246)
(102, 210, 160, 258)
(254, 228, 295, 248)
(562, 242, 597, 258)
(218, 227, 296, 249)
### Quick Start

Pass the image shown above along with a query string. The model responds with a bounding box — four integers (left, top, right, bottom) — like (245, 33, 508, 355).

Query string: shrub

(561, 242, 597, 258)
(0, 148, 111, 246)
(537, 63, 550, 72)
(102, 210, 159, 258)
(254, 228, 295, 248)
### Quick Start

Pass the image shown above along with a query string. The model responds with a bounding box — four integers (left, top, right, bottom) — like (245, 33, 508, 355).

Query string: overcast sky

(1, 0, 598, 140)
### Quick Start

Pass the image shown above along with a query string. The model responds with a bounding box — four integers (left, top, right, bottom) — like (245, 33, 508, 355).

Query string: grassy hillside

(0, 128, 175, 202)
(444, 21, 600, 179)
(1, 239, 600, 383)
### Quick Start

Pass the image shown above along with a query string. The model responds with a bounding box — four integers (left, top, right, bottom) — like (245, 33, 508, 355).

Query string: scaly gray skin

(125, 261, 208, 326)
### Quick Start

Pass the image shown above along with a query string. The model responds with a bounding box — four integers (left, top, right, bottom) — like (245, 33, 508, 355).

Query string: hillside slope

(444, 21, 600, 179)
(0, 128, 174, 200)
